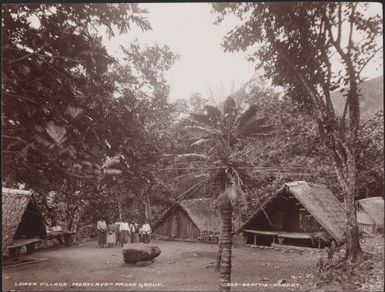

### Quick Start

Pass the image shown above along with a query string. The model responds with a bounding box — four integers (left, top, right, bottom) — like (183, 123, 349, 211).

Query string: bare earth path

(3, 240, 317, 291)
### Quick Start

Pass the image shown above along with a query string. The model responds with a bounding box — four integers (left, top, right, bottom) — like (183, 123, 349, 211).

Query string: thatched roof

(357, 197, 384, 226)
(357, 211, 374, 225)
(2, 188, 33, 255)
(179, 198, 220, 232)
(153, 198, 220, 233)
(238, 181, 346, 244)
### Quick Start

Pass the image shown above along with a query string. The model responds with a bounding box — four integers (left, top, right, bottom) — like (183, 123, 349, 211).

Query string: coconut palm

(182, 96, 273, 291)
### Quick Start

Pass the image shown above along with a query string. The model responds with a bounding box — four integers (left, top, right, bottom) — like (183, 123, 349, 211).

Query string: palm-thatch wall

(153, 198, 220, 242)
(357, 197, 384, 234)
(2, 188, 46, 255)
(238, 181, 346, 245)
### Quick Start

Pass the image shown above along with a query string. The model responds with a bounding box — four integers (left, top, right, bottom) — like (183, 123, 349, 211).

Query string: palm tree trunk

(219, 201, 233, 292)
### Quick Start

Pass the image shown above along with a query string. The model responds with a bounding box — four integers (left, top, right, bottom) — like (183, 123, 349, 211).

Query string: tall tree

(2, 3, 151, 188)
(177, 96, 272, 291)
(2, 3, 179, 232)
(212, 2, 383, 261)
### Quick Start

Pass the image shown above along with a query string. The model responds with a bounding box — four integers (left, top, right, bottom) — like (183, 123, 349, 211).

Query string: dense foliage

(2, 4, 383, 260)
(2, 3, 177, 227)
(212, 2, 383, 261)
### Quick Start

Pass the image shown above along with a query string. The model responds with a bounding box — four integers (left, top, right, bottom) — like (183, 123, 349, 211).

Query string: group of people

(96, 218, 151, 248)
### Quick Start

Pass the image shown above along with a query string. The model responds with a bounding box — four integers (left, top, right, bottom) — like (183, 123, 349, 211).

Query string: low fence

(198, 230, 220, 244)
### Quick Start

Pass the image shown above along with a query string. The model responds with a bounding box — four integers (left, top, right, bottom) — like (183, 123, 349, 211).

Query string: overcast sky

(105, 3, 256, 101)
(104, 2, 383, 101)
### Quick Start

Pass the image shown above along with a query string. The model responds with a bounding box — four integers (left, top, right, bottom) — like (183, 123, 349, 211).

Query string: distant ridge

(230, 75, 383, 120)
(331, 75, 383, 119)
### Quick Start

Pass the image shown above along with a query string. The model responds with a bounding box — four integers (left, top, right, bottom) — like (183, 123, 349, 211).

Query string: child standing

(106, 223, 116, 247)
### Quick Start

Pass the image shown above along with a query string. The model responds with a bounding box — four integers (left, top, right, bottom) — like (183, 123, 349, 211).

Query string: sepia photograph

(2, 2, 384, 291)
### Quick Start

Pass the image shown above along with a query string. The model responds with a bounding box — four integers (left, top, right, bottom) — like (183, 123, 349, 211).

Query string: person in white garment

(141, 221, 151, 244)
(119, 220, 130, 246)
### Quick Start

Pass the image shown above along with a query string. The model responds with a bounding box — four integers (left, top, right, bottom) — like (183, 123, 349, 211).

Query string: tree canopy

(2, 3, 177, 225)
(212, 2, 383, 261)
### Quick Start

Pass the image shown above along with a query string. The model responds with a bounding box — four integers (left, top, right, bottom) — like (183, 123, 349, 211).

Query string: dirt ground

(3, 239, 318, 292)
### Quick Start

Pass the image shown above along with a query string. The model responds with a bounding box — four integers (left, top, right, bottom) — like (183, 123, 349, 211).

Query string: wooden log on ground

(122, 243, 161, 264)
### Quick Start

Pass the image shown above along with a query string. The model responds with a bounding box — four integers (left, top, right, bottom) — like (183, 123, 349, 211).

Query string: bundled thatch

(2, 188, 32, 255)
(357, 197, 384, 227)
(238, 181, 346, 244)
(152, 178, 214, 231)
(179, 198, 220, 233)
(2, 188, 46, 255)
(357, 211, 374, 225)
(152, 198, 220, 241)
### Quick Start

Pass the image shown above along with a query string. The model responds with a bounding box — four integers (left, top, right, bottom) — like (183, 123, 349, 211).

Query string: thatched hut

(357, 197, 384, 234)
(238, 181, 346, 248)
(2, 188, 46, 255)
(152, 198, 220, 243)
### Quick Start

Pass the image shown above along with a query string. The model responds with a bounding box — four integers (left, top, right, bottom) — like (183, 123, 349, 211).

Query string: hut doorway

(246, 196, 302, 233)
(2, 189, 47, 257)
(242, 195, 325, 248)
(239, 182, 346, 249)
(14, 200, 46, 240)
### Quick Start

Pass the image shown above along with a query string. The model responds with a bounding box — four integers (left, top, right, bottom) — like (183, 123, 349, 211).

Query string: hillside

(234, 75, 383, 119)
(332, 75, 383, 119)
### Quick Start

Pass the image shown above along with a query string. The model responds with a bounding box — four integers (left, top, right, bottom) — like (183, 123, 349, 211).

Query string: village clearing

(3, 236, 384, 292)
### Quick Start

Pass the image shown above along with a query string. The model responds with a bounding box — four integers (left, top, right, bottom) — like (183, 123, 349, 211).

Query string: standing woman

(114, 221, 121, 246)
(119, 220, 130, 246)
(106, 222, 116, 247)
(96, 217, 107, 248)
(133, 223, 140, 243)
(129, 223, 136, 243)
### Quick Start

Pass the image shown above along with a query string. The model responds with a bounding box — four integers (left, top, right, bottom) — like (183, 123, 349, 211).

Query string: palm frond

(189, 113, 213, 128)
(203, 105, 223, 129)
(184, 125, 221, 136)
(223, 96, 237, 116)
(223, 96, 237, 136)
(173, 172, 209, 181)
(203, 105, 222, 119)
(176, 177, 210, 202)
(175, 153, 211, 161)
(213, 136, 232, 162)
(235, 104, 259, 129)
(191, 137, 212, 147)
(234, 117, 274, 138)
